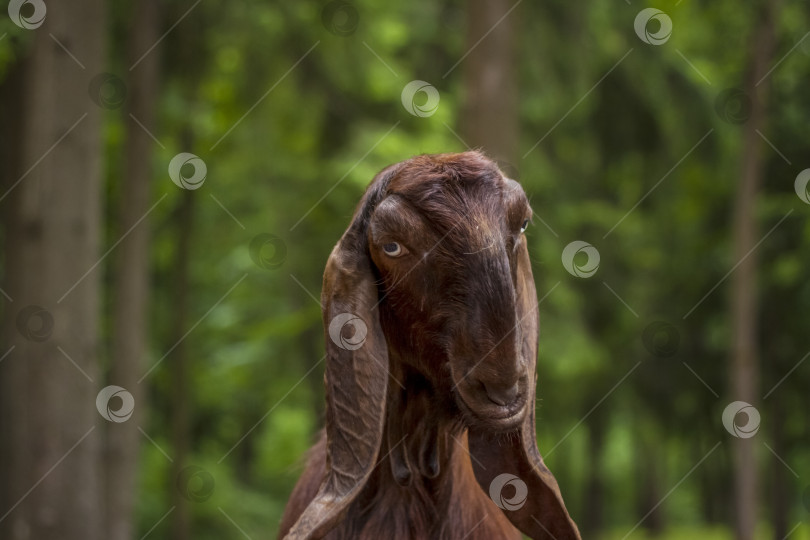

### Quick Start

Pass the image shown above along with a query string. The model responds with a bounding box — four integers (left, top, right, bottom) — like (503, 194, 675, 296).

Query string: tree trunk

(769, 397, 788, 540)
(170, 188, 195, 540)
(0, 1, 106, 538)
(635, 427, 665, 536)
(582, 411, 605, 537)
(104, 1, 162, 539)
(729, 2, 777, 539)
(0, 50, 25, 540)
(460, 0, 519, 169)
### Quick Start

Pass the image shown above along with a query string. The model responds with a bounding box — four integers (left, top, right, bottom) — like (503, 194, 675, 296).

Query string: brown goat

(279, 152, 580, 540)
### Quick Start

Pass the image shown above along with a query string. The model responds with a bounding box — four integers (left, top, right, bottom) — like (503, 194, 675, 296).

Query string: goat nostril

(483, 381, 520, 407)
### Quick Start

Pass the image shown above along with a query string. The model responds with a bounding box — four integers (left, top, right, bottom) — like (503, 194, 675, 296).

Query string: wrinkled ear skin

(282, 166, 401, 540)
(468, 238, 581, 540)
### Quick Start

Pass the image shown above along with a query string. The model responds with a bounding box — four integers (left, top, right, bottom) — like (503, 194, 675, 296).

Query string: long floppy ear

(283, 165, 401, 540)
(467, 226, 581, 540)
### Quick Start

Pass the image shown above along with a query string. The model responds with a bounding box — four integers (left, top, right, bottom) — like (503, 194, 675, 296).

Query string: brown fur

(280, 427, 520, 539)
(279, 152, 580, 540)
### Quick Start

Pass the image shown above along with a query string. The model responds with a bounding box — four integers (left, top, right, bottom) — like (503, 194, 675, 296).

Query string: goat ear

(283, 167, 399, 540)
(468, 238, 581, 540)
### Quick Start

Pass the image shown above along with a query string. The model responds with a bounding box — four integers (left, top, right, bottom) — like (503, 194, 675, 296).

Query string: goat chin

(279, 151, 581, 540)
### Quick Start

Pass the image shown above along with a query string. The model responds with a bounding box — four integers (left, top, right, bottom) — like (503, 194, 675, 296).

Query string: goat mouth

(453, 391, 527, 432)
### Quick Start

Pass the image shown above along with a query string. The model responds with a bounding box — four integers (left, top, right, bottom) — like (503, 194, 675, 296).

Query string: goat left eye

(382, 242, 402, 257)
(520, 219, 529, 233)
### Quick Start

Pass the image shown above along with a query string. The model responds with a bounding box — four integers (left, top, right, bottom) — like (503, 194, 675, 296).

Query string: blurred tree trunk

(104, 1, 162, 539)
(582, 410, 605, 536)
(769, 397, 788, 540)
(635, 427, 664, 536)
(0, 1, 106, 538)
(0, 53, 25, 540)
(170, 187, 195, 540)
(729, 2, 776, 539)
(162, 5, 207, 535)
(460, 0, 518, 168)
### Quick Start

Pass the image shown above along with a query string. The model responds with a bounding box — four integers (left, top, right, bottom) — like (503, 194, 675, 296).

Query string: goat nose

(483, 381, 519, 406)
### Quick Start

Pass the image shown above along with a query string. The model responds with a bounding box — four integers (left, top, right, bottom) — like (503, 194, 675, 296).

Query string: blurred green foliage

(4, 0, 810, 538)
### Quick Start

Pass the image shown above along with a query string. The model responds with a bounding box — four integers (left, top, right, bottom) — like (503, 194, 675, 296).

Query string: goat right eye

(382, 242, 402, 257)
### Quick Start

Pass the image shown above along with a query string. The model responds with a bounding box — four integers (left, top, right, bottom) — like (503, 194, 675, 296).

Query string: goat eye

(520, 219, 529, 233)
(382, 242, 402, 257)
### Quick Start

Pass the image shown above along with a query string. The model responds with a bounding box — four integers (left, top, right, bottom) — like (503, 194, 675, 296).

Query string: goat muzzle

(454, 371, 529, 432)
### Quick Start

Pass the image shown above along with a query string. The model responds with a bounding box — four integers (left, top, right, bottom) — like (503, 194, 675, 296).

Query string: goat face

(283, 151, 580, 540)
(366, 156, 532, 433)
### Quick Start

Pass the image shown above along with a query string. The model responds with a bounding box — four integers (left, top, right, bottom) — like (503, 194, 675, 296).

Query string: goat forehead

(397, 182, 507, 230)
(455, 213, 503, 254)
